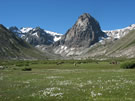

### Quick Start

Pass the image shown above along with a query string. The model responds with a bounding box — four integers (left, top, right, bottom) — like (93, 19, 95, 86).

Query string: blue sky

(0, 0, 135, 34)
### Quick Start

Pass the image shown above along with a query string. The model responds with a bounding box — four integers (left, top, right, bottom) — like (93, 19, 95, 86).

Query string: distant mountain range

(1, 13, 135, 60)
(9, 26, 62, 46)
(104, 24, 135, 39)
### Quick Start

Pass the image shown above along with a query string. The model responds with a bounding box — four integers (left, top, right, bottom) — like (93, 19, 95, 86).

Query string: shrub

(120, 61, 135, 69)
(24, 63, 29, 66)
(16, 64, 24, 67)
(22, 67, 32, 71)
(16, 63, 29, 67)
(13, 68, 17, 70)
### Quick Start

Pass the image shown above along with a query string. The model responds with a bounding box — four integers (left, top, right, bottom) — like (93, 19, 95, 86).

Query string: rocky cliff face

(53, 13, 105, 56)
(23, 27, 54, 46)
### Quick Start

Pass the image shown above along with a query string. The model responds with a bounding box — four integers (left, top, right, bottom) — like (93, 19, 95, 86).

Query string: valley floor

(0, 61, 135, 101)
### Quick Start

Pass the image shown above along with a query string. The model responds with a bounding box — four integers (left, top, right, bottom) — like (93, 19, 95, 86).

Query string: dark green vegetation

(0, 60, 135, 101)
(22, 67, 32, 71)
(120, 61, 135, 69)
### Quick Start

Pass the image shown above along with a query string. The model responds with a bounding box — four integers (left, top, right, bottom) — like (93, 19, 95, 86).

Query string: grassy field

(0, 61, 135, 101)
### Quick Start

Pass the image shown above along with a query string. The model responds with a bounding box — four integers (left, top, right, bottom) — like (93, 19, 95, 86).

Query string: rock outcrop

(53, 13, 105, 56)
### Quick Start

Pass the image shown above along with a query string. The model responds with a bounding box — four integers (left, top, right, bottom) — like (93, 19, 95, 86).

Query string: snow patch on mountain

(9, 27, 62, 43)
(20, 27, 33, 33)
(32, 32, 39, 38)
(45, 30, 62, 42)
(103, 24, 135, 39)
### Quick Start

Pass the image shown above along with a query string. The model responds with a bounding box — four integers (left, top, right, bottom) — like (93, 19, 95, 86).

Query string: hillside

(0, 24, 48, 60)
(82, 29, 135, 59)
(106, 30, 135, 58)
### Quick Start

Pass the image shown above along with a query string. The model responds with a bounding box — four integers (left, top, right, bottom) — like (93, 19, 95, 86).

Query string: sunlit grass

(0, 61, 135, 101)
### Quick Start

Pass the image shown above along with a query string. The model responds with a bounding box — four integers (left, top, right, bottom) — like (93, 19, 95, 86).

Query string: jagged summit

(56, 13, 105, 48)
(24, 27, 54, 46)
(76, 13, 100, 30)
(53, 13, 105, 56)
(64, 13, 103, 46)
(9, 26, 62, 46)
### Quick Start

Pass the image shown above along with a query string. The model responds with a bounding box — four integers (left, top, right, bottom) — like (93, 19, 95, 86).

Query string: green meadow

(0, 60, 135, 101)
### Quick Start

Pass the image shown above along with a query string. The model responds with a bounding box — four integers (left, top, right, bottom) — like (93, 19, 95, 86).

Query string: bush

(24, 64, 29, 66)
(13, 68, 17, 70)
(16, 63, 29, 67)
(22, 67, 32, 71)
(16, 64, 24, 67)
(120, 61, 135, 69)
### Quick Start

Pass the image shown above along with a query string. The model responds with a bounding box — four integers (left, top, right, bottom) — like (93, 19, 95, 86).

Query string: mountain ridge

(9, 26, 62, 46)
(1, 13, 135, 59)
(103, 24, 135, 39)
(0, 24, 51, 60)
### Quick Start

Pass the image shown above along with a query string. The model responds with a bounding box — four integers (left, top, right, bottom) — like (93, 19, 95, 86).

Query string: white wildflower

(97, 93, 102, 96)
(91, 91, 96, 97)
(46, 76, 63, 79)
(87, 80, 92, 84)
(57, 80, 72, 86)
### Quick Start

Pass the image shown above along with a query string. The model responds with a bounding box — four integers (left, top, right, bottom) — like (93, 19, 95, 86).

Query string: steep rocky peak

(77, 13, 92, 25)
(76, 13, 91, 26)
(62, 13, 104, 47)
(76, 13, 100, 30)
(53, 13, 105, 57)
(32, 27, 44, 33)
(34, 27, 42, 31)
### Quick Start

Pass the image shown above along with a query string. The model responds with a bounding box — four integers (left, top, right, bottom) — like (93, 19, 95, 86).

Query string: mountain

(77, 24, 135, 59)
(107, 30, 135, 58)
(103, 24, 135, 39)
(3, 13, 135, 59)
(23, 27, 54, 46)
(52, 13, 106, 56)
(9, 27, 62, 46)
(0, 24, 48, 60)
(45, 30, 62, 42)
(51, 13, 135, 59)
(81, 29, 135, 59)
